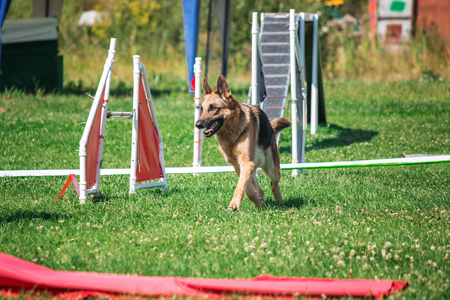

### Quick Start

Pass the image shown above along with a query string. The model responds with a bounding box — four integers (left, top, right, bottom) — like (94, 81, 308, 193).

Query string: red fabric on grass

(0, 252, 407, 299)
(136, 77, 164, 182)
(85, 90, 105, 190)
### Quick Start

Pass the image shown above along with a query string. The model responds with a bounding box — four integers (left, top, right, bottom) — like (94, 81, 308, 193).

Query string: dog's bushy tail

(271, 117, 291, 134)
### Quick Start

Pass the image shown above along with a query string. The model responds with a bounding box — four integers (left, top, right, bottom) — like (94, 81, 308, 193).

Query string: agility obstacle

(58, 38, 167, 203)
(248, 9, 326, 176)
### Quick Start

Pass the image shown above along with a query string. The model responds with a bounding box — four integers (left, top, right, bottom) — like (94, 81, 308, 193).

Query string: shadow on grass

(90, 193, 123, 204)
(0, 210, 71, 224)
(280, 124, 378, 153)
(264, 197, 307, 210)
(90, 186, 173, 204)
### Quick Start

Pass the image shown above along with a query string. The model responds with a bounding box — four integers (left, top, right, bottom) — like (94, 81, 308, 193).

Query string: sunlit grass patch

(0, 77, 449, 299)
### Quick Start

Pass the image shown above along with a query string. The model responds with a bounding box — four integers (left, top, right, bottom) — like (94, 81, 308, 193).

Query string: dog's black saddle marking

(257, 108, 273, 149)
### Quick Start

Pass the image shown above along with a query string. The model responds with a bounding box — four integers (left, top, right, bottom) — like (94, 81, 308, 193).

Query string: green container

(0, 39, 63, 92)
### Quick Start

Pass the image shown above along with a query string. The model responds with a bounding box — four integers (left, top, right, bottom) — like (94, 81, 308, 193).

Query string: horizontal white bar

(134, 181, 167, 190)
(108, 111, 133, 118)
(1, 155, 449, 177)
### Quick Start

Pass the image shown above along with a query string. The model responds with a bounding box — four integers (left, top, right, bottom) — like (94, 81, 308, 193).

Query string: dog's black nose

(195, 120, 204, 129)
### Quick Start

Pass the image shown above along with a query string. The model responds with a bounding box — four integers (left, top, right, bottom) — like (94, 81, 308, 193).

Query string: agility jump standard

(60, 38, 167, 203)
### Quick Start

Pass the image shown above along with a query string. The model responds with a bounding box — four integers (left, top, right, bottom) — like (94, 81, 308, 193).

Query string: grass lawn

(0, 74, 449, 299)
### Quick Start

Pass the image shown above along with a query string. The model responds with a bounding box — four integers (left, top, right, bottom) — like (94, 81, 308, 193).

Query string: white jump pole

(129, 55, 141, 194)
(293, 12, 308, 175)
(251, 12, 259, 107)
(289, 9, 300, 177)
(299, 13, 307, 169)
(193, 57, 203, 173)
(310, 14, 319, 135)
(4, 155, 449, 177)
(79, 38, 116, 204)
(94, 42, 115, 192)
(299, 13, 306, 78)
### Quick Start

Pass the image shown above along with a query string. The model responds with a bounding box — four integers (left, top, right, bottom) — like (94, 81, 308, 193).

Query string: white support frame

(79, 38, 116, 204)
(310, 13, 319, 135)
(250, 12, 260, 107)
(192, 57, 203, 173)
(129, 55, 168, 193)
(290, 9, 308, 177)
(289, 9, 299, 177)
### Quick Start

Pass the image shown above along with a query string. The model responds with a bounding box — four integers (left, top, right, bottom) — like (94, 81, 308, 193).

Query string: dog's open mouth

(203, 118, 223, 138)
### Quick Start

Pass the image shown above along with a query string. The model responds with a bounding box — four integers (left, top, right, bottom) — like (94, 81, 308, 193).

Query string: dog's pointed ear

(216, 75, 231, 98)
(203, 78, 213, 95)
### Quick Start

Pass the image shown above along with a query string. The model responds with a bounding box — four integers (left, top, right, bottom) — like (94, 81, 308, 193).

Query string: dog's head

(195, 75, 238, 138)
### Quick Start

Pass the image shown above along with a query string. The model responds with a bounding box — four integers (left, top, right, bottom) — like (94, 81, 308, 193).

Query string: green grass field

(0, 74, 449, 299)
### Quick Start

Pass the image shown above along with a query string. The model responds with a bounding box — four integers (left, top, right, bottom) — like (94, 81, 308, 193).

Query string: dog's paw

(228, 199, 241, 211)
(227, 205, 239, 211)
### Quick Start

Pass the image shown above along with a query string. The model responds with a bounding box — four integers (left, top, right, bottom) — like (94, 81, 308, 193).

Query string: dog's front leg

(228, 161, 254, 211)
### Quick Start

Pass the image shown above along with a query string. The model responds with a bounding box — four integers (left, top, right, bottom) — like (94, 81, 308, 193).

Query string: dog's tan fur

(195, 76, 291, 210)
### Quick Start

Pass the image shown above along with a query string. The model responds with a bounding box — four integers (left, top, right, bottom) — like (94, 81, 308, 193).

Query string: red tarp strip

(136, 76, 164, 183)
(0, 253, 407, 299)
(57, 174, 80, 199)
(85, 90, 106, 189)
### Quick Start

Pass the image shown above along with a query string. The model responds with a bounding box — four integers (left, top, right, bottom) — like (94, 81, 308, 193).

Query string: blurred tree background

(5, 0, 449, 85)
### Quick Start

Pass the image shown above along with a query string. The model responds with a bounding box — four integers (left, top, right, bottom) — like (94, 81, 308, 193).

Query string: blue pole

(182, 0, 200, 94)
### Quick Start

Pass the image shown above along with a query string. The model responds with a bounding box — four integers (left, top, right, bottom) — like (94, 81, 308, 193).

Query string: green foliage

(1, 77, 449, 299)
(5, 0, 449, 81)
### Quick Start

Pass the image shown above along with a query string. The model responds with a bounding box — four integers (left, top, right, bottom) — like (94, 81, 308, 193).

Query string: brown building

(415, 0, 450, 38)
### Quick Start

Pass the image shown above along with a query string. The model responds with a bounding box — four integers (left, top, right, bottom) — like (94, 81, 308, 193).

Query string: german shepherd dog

(195, 76, 291, 210)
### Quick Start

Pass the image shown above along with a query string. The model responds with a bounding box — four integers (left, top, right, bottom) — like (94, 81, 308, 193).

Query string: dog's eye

(209, 105, 217, 112)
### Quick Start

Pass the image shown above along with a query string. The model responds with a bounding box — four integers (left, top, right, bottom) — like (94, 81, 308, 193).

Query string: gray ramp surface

(259, 13, 291, 120)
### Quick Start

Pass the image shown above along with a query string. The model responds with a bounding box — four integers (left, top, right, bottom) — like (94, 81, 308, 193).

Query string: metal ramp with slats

(259, 13, 291, 120)
(248, 12, 326, 126)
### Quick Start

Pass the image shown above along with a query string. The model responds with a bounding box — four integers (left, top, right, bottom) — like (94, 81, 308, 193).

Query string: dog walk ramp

(248, 12, 326, 126)
(254, 13, 291, 120)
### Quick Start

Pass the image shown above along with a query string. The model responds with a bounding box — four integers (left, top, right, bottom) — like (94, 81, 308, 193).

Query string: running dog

(195, 76, 291, 210)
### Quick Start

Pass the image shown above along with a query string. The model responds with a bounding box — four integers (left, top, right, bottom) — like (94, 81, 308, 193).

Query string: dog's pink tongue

(204, 129, 213, 135)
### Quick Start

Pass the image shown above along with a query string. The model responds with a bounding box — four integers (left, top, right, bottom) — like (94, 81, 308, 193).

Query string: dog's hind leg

(263, 160, 283, 203)
(246, 172, 265, 207)
(251, 172, 264, 199)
